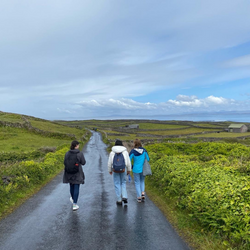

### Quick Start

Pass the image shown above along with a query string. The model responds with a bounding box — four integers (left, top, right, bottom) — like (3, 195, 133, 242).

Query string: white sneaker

(70, 197, 73, 204)
(73, 204, 79, 211)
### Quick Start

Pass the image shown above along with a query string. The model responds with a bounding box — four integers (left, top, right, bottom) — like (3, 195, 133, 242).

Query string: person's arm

(146, 152, 150, 161)
(129, 153, 134, 172)
(129, 153, 134, 162)
(78, 152, 86, 165)
(124, 151, 132, 174)
(64, 152, 68, 166)
(108, 152, 113, 175)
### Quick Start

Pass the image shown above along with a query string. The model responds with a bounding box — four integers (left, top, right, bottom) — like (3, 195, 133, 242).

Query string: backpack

(64, 152, 79, 174)
(113, 152, 126, 173)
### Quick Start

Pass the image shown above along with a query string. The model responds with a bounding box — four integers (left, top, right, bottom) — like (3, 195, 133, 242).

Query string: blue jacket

(129, 147, 150, 174)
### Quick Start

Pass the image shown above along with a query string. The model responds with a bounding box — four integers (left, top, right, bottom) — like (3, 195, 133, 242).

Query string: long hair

(133, 138, 142, 148)
(70, 140, 79, 150)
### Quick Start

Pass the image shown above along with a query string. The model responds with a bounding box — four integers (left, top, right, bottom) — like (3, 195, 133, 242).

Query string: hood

(129, 147, 145, 156)
(112, 145, 127, 154)
(69, 149, 80, 154)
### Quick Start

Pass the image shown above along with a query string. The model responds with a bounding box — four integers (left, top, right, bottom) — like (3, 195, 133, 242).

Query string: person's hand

(109, 172, 113, 175)
(127, 171, 130, 175)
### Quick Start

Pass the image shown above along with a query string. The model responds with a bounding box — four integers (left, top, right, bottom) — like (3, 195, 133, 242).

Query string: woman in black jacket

(63, 140, 86, 211)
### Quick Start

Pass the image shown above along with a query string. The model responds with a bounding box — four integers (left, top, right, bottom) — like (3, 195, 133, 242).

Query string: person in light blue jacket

(129, 139, 150, 203)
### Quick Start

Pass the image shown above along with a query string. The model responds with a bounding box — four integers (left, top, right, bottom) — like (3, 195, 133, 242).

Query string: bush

(146, 142, 250, 246)
(0, 147, 68, 216)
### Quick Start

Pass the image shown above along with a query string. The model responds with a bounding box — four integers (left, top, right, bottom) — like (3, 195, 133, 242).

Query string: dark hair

(70, 140, 79, 150)
(133, 138, 142, 148)
(115, 139, 123, 146)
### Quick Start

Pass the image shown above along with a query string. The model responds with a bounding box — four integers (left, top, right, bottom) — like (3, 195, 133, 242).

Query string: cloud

(222, 54, 250, 68)
(167, 95, 230, 108)
(70, 95, 249, 119)
(1, 1, 250, 120)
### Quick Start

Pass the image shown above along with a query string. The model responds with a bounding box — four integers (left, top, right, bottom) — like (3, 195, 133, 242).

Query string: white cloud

(205, 96, 228, 105)
(223, 54, 250, 68)
(167, 95, 231, 108)
(73, 95, 250, 119)
(1, 1, 250, 120)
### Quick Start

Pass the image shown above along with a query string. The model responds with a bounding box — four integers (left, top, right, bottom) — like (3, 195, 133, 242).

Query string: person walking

(108, 139, 131, 205)
(129, 139, 150, 203)
(63, 140, 86, 211)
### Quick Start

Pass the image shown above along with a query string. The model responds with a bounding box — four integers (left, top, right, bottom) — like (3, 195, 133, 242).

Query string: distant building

(228, 124, 248, 133)
(125, 124, 139, 129)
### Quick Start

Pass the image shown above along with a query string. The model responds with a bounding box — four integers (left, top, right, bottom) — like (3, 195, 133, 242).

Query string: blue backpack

(113, 153, 126, 173)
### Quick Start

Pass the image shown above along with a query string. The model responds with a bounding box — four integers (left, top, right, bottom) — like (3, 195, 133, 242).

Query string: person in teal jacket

(129, 139, 150, 202)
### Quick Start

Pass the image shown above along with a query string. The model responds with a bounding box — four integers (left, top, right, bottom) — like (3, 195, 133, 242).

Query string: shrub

(0, 147, 68, 216)
(146, 142, 250, 245)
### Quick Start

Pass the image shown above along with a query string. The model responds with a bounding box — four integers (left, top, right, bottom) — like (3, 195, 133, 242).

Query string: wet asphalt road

(0, 132, 190, 250)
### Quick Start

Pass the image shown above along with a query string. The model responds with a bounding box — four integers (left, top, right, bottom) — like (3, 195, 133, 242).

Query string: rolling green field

(0, 127, 72, 152)
(58, 119, 250, 143)
(29, 119, 84, 137)
(194, 132, 250, 138)
(2, 112, 250, 249)
(0, 112, 24, 123)
(136, 127, 219, 136)
(137, 123, 189, 130)
(0, 111, 90, 219)
(0, 112, 89, 154)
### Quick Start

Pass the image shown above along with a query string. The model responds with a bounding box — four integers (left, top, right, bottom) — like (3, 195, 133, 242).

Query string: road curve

(0, 132, 191, 250)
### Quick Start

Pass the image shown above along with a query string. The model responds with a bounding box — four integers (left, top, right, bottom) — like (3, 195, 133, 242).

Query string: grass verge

(146, 180, 234, 250)
(0, 146, 68, 220)
(0, 167, 64, 220)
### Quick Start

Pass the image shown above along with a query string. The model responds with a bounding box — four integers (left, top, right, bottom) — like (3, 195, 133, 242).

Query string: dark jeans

(70, 184, 80, 204)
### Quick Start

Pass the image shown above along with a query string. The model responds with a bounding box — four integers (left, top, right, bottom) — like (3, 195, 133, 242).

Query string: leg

(140, 173, 145, 194)
(140, 173, 146, 199)
(133, 173, 142, 198)
(120, 170, 127, 199)
(70, 183, 74, 198)
(113, 172, 122, 202)
(72, 184, 80, 204)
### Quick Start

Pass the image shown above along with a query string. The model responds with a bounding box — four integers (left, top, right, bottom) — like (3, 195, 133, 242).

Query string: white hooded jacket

(108, 145, 132, 173)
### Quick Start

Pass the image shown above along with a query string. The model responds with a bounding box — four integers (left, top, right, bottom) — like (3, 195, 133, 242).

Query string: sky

(1, 0, 250, 121)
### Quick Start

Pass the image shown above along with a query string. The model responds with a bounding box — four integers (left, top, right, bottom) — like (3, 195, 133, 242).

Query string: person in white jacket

(108, 139, 131, 205)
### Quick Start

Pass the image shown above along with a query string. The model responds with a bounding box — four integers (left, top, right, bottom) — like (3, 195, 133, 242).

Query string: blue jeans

(113, 170, 127, 202)
(133, 173, 145, 198)
(70, 184, 80, 204)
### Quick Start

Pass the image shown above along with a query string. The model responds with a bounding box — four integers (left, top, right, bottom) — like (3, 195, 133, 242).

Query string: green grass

(146, 181, 231, 250)
(29, 119, 84, 137)
(194, 123, 226, 128)
(0, 112, 24, 123)
(194, 132, 250, 138)
(0, 127, 73, 152)
(137, 127, 221, 136)
(102, 130, 124, 134)
(107, 135, 138, 141)
(58, 119, 133, 129)
(139, 123, 189, 130)
(0, 111, 91, 219)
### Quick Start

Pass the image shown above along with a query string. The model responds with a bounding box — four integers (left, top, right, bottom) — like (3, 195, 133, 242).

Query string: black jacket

(63, 149, 86, 184)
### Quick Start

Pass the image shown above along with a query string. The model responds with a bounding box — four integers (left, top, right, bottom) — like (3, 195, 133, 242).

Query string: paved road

(0, 132, 191, 250)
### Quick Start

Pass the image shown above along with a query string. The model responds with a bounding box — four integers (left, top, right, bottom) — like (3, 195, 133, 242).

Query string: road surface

(0, 132, 191, 250)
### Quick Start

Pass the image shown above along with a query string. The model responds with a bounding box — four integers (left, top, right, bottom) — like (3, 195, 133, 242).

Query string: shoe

(137, 198, 142, 203)
(122, 198, 128, 205)
(141, 193, 145, 201)
(116, 201, 122, 205)
(73, 204, 79, 211)
(70, 197, 73, 204)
